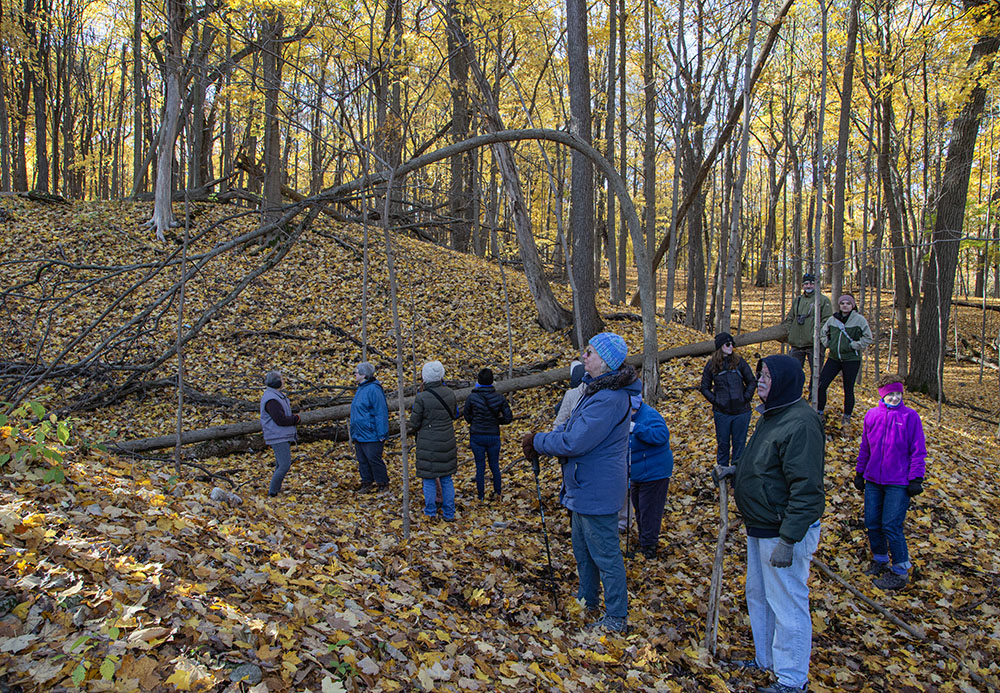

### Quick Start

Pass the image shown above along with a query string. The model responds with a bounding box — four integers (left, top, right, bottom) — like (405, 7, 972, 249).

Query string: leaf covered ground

(1, 199, 1000, 691)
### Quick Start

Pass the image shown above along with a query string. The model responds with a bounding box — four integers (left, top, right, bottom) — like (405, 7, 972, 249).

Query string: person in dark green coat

(410, 360, 458, 521)
(714, 354, 824, 693)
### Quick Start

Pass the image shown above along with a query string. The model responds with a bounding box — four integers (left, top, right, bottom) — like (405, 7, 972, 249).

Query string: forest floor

(1, 198, 999, 692)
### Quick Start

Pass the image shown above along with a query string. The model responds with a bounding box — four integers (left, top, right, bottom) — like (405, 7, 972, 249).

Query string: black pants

(817, 358, 861, 416)
(788, 345, 824, 392)
(629, 478, 670, 550)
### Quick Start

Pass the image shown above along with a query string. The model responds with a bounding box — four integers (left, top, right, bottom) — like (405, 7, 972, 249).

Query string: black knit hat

(803, 272, 816, 282)
(715, 332, 734, 350)
(477, 368, 494, 386)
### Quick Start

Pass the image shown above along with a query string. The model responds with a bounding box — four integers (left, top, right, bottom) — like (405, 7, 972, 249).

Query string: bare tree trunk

(908, 2, 999, 395)
(830, 0, 860, 301)
(722, 0, 759, 333)
(441, 11, 571, 331)
(642, 0, 657, 303)
(567, 0, 604, 343)
(446, 0, 473, 253)
(605, 0, 619, 304)
(260, 11, 285, 230)
(877, 0, 911, 373)
(148, 0, 184, 240)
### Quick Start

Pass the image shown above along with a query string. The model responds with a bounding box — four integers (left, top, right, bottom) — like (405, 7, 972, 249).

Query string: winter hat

(356, 362, 375, 378)
(629, 393, 643, 410)
(589, 332, 628, 371)
(264, 370, 283, 388)
(477, 368, 494, 386)
(421, 360, 445, 383)
(715, 332, 735, 350)
(878, 380, 904, 399)
(838, 294, 856, 310)
(802, 272, 816, 282)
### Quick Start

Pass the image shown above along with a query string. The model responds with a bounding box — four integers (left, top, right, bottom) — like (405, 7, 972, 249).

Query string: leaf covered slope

(1, 199, 1000, 691)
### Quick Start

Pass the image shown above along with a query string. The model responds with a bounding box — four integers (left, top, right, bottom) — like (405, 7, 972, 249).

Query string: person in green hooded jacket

(714, 354, 825, 693)
(818, 293, 873, 426)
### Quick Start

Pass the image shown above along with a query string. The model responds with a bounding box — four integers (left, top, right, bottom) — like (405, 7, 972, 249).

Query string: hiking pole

(624, 444, 632, 559)
(704, 475, 730, 656)
(529, 453, 558, 608)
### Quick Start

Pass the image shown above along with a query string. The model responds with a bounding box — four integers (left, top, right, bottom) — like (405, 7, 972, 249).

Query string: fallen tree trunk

(952, 299, 1000, 312)
(112, 323, 788, 453)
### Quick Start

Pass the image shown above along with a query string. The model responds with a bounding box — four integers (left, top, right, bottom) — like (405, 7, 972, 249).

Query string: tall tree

(908, 0, 1000, 395)
(260, 10, 285, 229)
(445, 0, 473, 252)
(566, 0, 603, 342)
(830, 0, 860, 301)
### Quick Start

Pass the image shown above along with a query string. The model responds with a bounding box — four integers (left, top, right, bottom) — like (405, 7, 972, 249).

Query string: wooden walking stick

(704, 476, 730, 655)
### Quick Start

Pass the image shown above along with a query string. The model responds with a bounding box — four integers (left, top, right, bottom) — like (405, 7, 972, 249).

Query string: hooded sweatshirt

(734, 355, 825, 543)
(534, 365, 642, 515)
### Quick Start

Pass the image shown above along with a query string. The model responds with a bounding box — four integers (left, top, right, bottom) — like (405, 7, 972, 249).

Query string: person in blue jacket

(628, 394, 673, 560)
(522, 332, 641, 633)
(350, 362, 390, 493)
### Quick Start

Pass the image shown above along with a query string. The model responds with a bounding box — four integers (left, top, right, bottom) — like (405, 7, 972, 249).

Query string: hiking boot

(757, 683, 806, 692)
(355, 484, 373, 494)
(376, 484, 390, 494)
(873, 571, 909, 591)
(864, 560, 890, 577)
(840, 414, 851, 427)
(584, 615, 628, 633)
(640, 546, 657, 560)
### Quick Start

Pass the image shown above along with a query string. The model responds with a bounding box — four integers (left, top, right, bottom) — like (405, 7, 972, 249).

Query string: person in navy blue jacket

(628, 394, 673, 559)
(350, 362, 390, 492)
(522, 332, 641, 633)
(463, 368, 513, 501)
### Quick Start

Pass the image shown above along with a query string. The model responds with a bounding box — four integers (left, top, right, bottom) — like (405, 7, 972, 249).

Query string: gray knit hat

(421, 360, 445, 383)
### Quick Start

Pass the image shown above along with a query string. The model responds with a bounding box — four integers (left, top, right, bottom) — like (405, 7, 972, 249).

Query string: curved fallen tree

(112, 323, 787, 454)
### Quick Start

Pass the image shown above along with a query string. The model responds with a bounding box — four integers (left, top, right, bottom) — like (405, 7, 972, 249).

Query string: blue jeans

(268, 442, 292, 495)
(745, 522, 821, 689)
(355, 441, 389, 486)
(571, 511, 628, 620)
(470, 434, 502, 500)
(864, 482, 911, 573)
(422, 476, 454, 519)
(713, 410, 751, 465)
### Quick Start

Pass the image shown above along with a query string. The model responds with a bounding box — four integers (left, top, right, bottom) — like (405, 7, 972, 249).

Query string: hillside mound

(1, 199, 999, 691)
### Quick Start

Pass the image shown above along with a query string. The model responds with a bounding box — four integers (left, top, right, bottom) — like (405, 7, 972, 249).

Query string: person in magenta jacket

(854, 374, 927, 591)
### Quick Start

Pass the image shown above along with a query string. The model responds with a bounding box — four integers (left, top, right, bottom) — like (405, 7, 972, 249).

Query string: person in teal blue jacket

(627, 395, 673, 559)
(350, 362, 390, 492)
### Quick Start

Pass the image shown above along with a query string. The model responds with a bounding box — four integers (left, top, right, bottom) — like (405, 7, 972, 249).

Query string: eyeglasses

(583, 347, 595, 356)
(724, 341, 735, 347)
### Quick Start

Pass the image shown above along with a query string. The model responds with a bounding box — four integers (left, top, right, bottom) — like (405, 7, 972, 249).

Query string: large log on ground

(112, 324, 787, 453)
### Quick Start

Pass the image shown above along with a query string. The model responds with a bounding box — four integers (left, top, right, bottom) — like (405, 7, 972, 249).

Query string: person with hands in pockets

(854, 374, 927, 591)
(713, 354, 825, 693)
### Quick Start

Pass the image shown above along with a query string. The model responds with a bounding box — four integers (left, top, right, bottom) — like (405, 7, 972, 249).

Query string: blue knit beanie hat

(588, 332, 628, 370)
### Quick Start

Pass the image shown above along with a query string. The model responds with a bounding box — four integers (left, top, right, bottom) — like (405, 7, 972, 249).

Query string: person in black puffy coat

(699, 332, 757, 466)
(463, 368, 513, 501)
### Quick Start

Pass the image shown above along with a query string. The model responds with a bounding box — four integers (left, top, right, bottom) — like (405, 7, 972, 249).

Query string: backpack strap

(427, 386, 458, 420)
